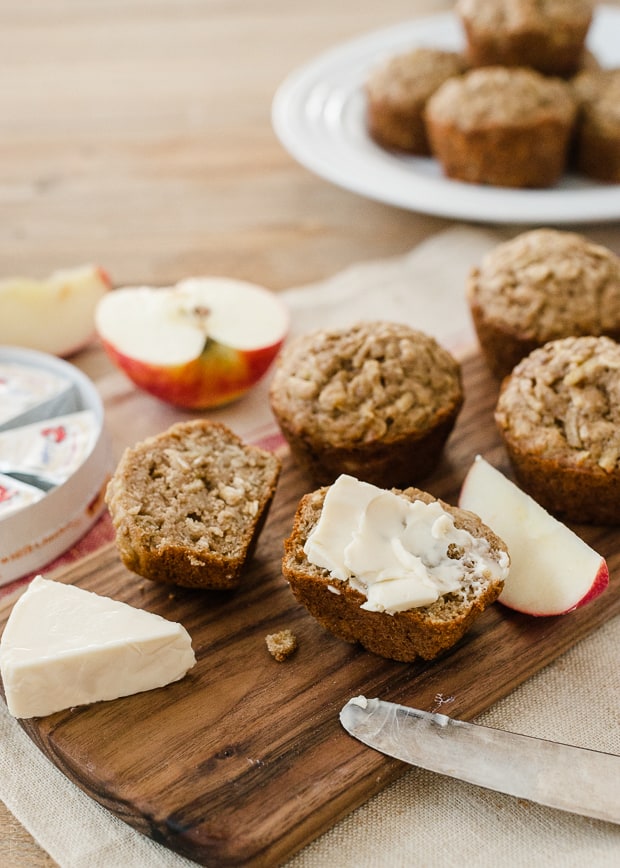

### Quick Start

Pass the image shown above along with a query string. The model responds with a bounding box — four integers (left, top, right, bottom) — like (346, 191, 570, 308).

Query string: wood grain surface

(1, 352, 619, 867)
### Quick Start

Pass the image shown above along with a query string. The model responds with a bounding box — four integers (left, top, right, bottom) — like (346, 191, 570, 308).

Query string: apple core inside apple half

(95, 278, 289, 365)
(95, 277, 290, 409)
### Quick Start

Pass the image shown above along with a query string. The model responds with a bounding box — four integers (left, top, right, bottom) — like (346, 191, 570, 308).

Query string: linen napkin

(1, 226, 618, 868)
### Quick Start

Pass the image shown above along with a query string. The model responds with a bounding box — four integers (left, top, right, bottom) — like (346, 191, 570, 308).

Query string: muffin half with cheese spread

(282, 474, 509, 663)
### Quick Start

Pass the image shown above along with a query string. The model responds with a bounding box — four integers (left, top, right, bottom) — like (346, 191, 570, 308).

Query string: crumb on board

(265, 629, 298, 662)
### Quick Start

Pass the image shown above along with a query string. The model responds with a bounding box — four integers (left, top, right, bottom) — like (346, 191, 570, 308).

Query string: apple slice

(459, 455, 609, 616)
(95, 277, 289, 409)
(0, 265, 112, 357)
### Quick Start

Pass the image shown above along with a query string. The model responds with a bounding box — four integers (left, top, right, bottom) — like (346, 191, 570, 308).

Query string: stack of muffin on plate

(365, 0, 620, 186)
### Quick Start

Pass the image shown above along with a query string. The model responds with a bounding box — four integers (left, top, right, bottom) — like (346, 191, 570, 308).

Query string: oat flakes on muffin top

(366, 47, 466, 110)
(457, 0, 593, 32)
(269, 321, 461, 447)
(456, 0, 594, 75)
(572, 68, 620, 182)
(470, 229, 620, 342)
(573, 68, 620, 135)
(426, 66, 575, 130)
(365, 47, 466, 153)
(496, 335, 620, 474)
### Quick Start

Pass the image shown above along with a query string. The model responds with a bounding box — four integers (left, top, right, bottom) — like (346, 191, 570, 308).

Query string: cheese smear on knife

(0, 576, 196, 718)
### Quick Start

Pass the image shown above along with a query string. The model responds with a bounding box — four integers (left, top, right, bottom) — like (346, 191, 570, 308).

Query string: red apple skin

(500, 557, 609, 617)
(101, 335, 285, 408)
(96, 266, 113, 290)
(566, 558, 609, 613)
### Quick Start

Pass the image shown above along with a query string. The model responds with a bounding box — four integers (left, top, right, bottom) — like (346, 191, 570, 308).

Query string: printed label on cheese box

(0, 410, 99, 488)
(0, 472, 46, 519)
(0, 362, 78, 430)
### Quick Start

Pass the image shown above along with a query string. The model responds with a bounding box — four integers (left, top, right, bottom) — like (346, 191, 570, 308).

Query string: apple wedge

(459, 455, 609, 616)
(0, 265, 112, 357)
(95, 277, 289, 409)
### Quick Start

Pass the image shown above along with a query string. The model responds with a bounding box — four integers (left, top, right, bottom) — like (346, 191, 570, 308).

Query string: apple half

(95, 277, 289, 409)
(0, 265, 112, 357)
(459, 455, 609, 616)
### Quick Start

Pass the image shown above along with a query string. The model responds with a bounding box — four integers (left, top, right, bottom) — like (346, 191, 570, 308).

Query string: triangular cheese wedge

(0, 575, 196, 718)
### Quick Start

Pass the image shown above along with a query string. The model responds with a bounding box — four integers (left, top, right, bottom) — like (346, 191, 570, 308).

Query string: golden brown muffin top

(573, 68, 620, 133)
(269, 321, 462, 446)
(468, 229, 620, 341)
(365, 47, 466, 109)
(456, 0, 594, 32)
(426, 66, 576, 129)
(495, 335, 620, 473)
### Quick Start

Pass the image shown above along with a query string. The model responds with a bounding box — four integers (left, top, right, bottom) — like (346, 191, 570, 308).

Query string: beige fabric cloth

(1, 226, 619, 867)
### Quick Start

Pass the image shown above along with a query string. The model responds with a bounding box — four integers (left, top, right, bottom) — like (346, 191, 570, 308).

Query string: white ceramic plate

(272, 5, 620, 224)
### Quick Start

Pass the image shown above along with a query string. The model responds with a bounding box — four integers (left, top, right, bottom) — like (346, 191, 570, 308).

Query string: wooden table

(1, 1, 618, 865)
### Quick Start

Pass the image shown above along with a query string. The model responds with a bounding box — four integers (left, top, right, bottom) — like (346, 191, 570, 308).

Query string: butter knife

(340, 696, 620, 825)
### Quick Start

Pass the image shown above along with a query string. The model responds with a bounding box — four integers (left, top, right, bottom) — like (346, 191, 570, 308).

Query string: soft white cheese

(303, 474, 380, 580)
(0, 576, 196, 718)
(304, 474, 508, 615)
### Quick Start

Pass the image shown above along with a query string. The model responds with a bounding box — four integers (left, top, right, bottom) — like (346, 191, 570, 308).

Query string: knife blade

(340, 696, 620, 825)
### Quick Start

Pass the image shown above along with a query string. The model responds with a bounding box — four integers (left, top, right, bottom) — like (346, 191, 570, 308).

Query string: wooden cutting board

(1, 352, 619, 867)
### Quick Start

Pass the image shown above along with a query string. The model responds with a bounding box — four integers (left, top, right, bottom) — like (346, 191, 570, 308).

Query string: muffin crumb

(266, 629, 298, 662)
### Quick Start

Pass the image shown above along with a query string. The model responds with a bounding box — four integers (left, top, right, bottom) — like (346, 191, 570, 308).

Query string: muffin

(282, 475, 509, 663)
(495, 335, 620, 525)
(456, 0, 595, 77)
(468, 229, 620, 379)
(365, 47, 466, 154)
(425, 66, 576, 188)
(268, 321, 463, 488)
(105, 419, 281, 589)
(572, 68, 620, 182)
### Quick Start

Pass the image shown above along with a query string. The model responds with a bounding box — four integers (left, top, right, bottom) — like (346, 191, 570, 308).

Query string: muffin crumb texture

(265, 629, 298, 662)
(106, 420, 281, 589)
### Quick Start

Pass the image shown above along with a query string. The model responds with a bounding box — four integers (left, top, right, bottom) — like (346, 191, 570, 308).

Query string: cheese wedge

(0, 575, 196, 718)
